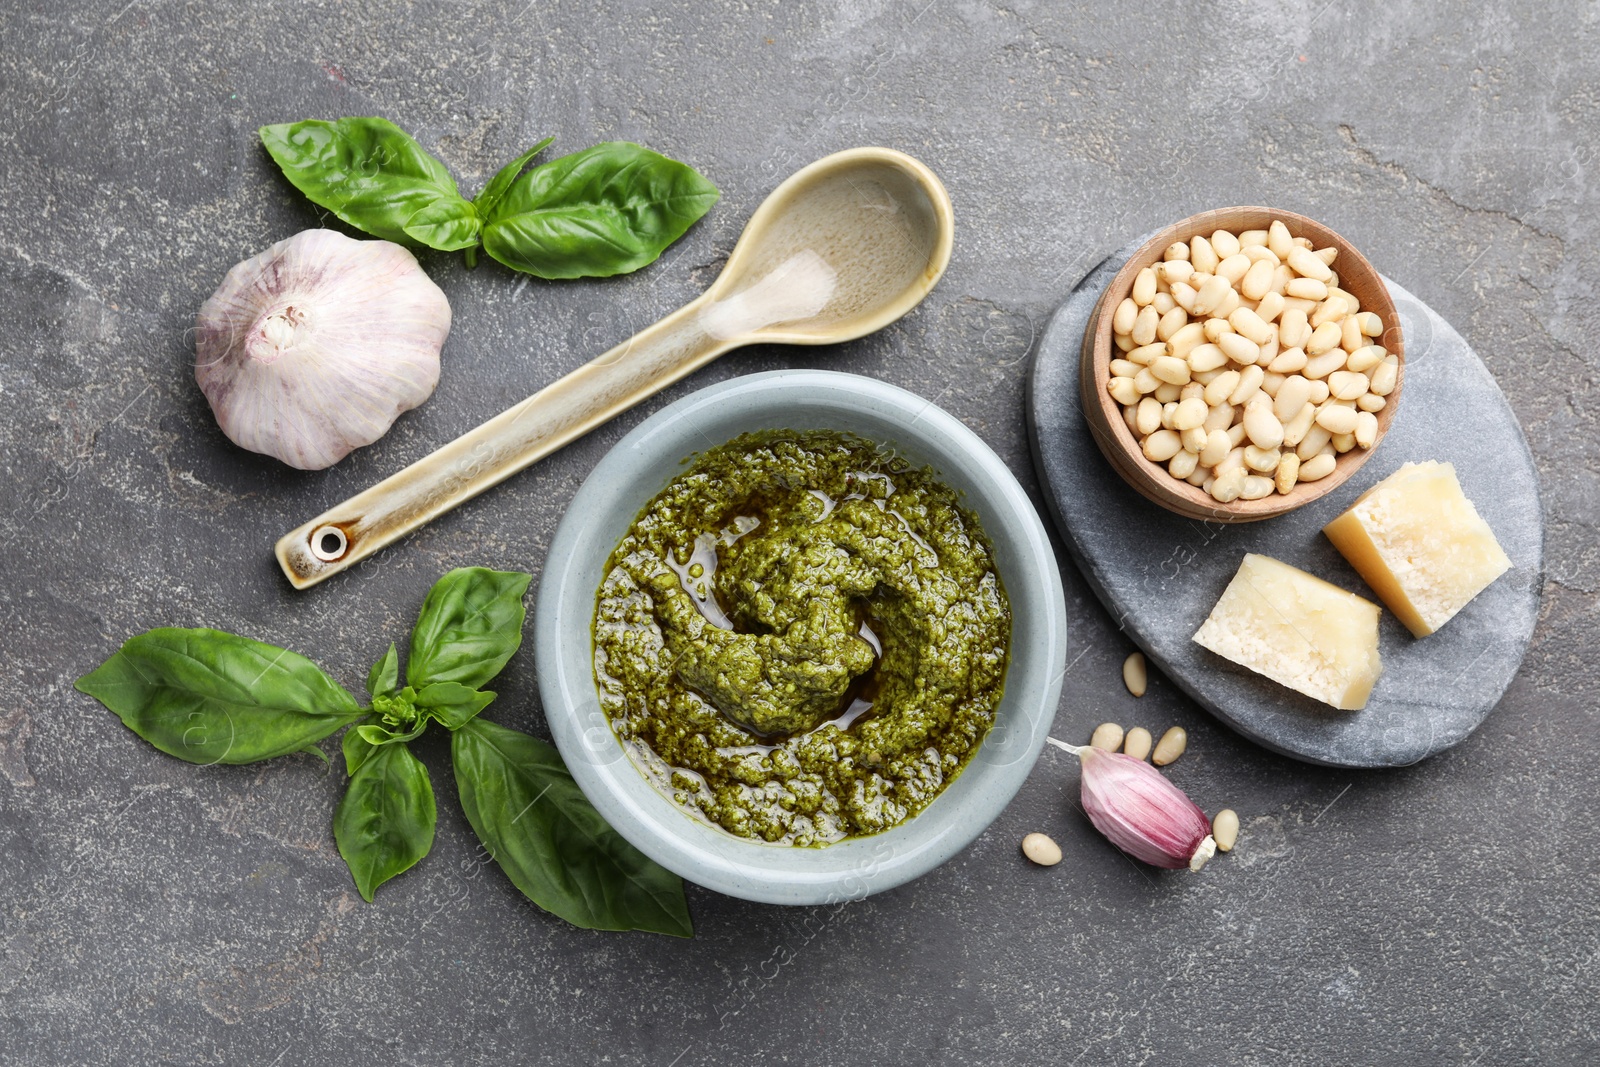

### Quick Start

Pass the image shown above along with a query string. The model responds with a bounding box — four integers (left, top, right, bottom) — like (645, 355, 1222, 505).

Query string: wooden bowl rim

(1082, 206, 1405, 523)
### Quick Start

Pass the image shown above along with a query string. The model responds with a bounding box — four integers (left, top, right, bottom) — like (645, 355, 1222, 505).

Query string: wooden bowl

(1079, 207, 1405, 522)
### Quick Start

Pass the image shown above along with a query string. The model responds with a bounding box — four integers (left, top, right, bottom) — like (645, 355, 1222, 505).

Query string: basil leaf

(407, 568, 532, 690)
(76, 628, 362, 765)
(402, 198, 480, 251)
(259, 117, 470, 249)
(356, 719, 427, 747)
(451, 719, 692, 936)
(366, 643, 400, 700)
(334, 741, 436, 902)
(414, 681, 495, 731)
(343, 719, 378, 775)
(472, 135, 555, 220)
(481, 142, 719, 279)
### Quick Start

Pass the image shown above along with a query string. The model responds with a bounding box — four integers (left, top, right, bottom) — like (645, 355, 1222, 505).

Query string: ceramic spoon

(276, 147, 954, 589)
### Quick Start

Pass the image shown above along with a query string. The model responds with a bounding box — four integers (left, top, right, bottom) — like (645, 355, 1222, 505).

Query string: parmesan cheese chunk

(1193, 553, 1382, 710)
(1323, 461, 1511, 638)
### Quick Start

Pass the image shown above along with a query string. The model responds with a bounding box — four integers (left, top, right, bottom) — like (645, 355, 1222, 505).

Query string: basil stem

(75, 628, 363, 765)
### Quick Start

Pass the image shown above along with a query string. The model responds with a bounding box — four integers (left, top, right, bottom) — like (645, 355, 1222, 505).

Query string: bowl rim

(1082, 206, 1405, 522)
(534, 369, 1067, 905)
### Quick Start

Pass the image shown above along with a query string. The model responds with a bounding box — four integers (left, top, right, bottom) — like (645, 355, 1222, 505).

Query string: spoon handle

(275, 296, 733, 589)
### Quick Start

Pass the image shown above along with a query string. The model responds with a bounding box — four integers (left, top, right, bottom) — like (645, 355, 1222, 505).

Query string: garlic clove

(1047, 738, 1214, 871)
(195, 229, 451, 470)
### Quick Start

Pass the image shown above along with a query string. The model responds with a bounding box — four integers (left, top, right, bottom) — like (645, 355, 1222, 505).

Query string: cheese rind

(1193, 553, 1383, 710)
(1323, 460, 1511, 638)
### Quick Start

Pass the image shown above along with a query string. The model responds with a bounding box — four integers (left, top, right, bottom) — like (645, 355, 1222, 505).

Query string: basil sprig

(259, 118, 717, 279)
(76, 568, 691, 935)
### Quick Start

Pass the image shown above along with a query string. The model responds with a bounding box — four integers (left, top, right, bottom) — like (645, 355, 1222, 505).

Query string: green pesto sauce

(592, 430, 1011, 847)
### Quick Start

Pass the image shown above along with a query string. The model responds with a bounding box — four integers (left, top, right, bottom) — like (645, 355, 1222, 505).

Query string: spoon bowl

(277, 148, 954, 588)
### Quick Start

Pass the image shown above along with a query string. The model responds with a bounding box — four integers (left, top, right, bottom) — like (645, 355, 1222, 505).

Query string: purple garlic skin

(1075, 745, 1214, 870)
(195, 229, 450, 470)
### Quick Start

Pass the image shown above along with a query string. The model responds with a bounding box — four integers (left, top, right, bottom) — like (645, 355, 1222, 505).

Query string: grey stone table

(2, 2, 1595, 1065)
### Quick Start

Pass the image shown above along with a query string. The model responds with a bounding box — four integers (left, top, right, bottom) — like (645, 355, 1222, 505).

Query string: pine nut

(1170, 447, 1200, 478)
(1307, 378, 1330, 404)
(1157, 260, 1190, 286)
(1314, 404, 1359, 435)
(1328, 285, 1358, 312)
(1260, 371, 1284, 397)
(1209, 467, 1247, 502)
(1240, 228, 1269, 248)
(1299, 451, 1337, 481)
(1211, 229, 1242, 258)
(1279, 308, 1312, 349)
(1132, 303, 1160, 345)
(1021, 832, 1063, 866)
(1332, 431, 1356, 453)
(1164, 241, 1190, 261)
(1127, 341, 1167, 365)
(1217, 331, 1260, 365)
(1268, 220, 1293, 259)
(1296, 424, 1332, 460)
(1151, 355, 1192, 385)
(1268, 347, 1308, 373)
(1281, 295, 1317, 316)
(1346, 344, 1385, 373)
(1154, 382, 1181, 402)
(1174, 396, 1209, 430)
(1171, 281, 1198, 313)
(1152, 726, 1188, 766)
(1110, 358, 1141, 378)
(1370, 355, 1399, 395)
(1357, 392, 1386, 412)
(1115, 333, 1136, 353)
(1133, 267, 1157, 306)
(1286, 277, 1328, 300)
(1199, 429, 1232, 466)
(1281, 401, 1317, 448)
(1303, 346, 1349, 379)
(1212, 809, 1239, 851)
(1156, 306, 1188, 341)
(1272, 375, 1314, 422)
(1160, 400, 1179, 430)
(1203, 401, 1235, 432)
(1204, 370, 1240, 407)
(1215, 443, 1247, 471)
(1123, 652, 1148, 697)
(1113, 297, 1138, 335)
(1153, 292, 1176, 315)
(1245, 444, 1280, 472)
(1341, 314, 1364, 353)
(1217, 253, 1252, 286)
(1203, 317, 1234, 344)
(1286, 246, 1332, 281)
(1142, 428, 1183, 461)
(1187, 343, 1229, 373)
(1241, 475, 1274, 499)
(1213, 288, 1242, 320)
(1328, 370, 1370, 400)
(1354, 410, 1379, 448)
(1310, 295, 1350, 328)
(1108, 377, 1140, 405)
(1355, 311, 1383, 337)
(1229, 307, 1275, 345)
(1134, 367, 1160, 394)
(1243, 405, 1285, 449)
(1090, 722, 1125, 751)
(1123, 405, 1139, 433)
(1123, 726, 1153, 760)
(1136, 397, 1162, 435)
(1255, 291, 1286, 324)
(1275, 452, 1300, 494)
(1190, 236, 1220, 273)
(1228, 364, 1265, 407)
(1168, 321, 1206, 358)
(1316, 246, 1339, 266)
(1192, 274, 1233, 316)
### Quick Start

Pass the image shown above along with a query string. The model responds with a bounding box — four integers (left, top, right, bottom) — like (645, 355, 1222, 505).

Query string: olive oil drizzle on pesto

(593, 431, 1011, 847)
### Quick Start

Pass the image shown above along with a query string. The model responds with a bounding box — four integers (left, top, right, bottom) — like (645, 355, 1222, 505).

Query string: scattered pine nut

(1022, 832, 1063, 866)
(1152, 726, 1188, 766)
(1122, 727, 1153, 761)
(1122, 652, 1148, 697)
(1212, 809, 1240, 852)
(1090, 722, 1125, 751)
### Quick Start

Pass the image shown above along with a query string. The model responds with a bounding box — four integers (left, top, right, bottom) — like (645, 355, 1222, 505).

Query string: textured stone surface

(1, 2, 1597, 1065)
(1030, 256, 1542, 767)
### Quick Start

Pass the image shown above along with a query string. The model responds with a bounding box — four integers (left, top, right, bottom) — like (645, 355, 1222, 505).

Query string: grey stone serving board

(1027, 242, 1544, 768)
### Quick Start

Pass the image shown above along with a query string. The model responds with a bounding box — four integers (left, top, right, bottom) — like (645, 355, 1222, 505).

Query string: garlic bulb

(195, 229, 450, 470)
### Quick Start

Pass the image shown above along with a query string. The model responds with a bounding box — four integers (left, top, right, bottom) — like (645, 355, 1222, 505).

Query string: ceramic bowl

(535, 370, 1066, 905)
(1081, 207, 1405, 522)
